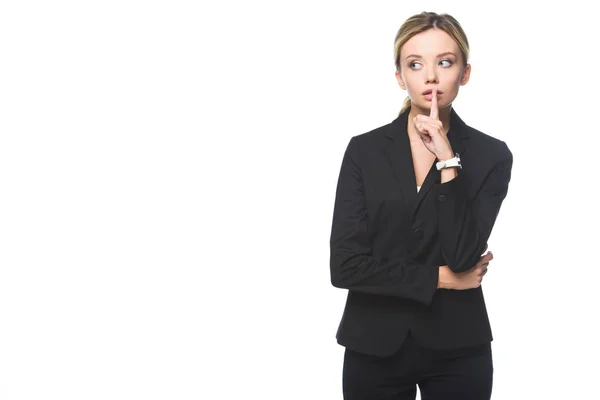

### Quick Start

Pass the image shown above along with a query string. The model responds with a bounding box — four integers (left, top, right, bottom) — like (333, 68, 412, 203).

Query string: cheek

(449, 72, 464, 85)
(441, 77, 461, 93)
(404, 79, 418, 92)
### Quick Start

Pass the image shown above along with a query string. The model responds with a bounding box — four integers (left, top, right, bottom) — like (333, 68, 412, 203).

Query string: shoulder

(464, 124, 512, 163)
(353, 122, 393, 142)
(345, 121, 394, 154)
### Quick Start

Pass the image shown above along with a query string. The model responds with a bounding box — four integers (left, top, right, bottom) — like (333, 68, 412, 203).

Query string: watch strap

(436, 154, 461, 170)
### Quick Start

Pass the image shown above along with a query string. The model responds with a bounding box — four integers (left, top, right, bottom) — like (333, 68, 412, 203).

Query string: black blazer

(329, 106, 513, 357)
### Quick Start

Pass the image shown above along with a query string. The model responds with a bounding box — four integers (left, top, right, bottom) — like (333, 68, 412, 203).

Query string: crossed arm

(330, 136, 513, 305)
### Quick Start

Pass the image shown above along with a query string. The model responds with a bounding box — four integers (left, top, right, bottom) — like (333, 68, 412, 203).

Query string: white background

(0, 1, 598, 399)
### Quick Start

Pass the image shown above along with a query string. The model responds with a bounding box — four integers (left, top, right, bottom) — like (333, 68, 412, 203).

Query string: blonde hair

(393, 12, 470, 115)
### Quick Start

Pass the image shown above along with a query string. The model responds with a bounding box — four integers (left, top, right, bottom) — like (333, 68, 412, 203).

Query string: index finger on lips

(430, 85, 439, 120)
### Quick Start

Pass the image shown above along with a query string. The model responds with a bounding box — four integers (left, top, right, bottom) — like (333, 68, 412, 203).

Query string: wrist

(437, 152, 455, 161)
(438, 265, 455, 289)
(438, 265, 450, 289)
(440, 167, 458, 182)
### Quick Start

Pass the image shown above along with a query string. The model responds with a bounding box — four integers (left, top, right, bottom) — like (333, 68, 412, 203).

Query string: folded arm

(431, 142, 513, 273)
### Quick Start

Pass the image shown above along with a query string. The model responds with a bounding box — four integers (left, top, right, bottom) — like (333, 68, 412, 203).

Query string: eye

(409, 59, 453, 70)
(409, 61, 421, 70)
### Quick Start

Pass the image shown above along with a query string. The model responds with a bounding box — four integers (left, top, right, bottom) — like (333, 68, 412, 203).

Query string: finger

(415, 121, 440, 136)
(415, 119, 443, 135)
(419, 134, 431, 144)
(430, 85, 439, 120)
(480, 252, 493, 262)
(414, 114, 443, 125)
(414, 121, 432, 139)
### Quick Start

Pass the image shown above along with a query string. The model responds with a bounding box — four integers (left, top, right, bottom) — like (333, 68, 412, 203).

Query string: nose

(425, 66, 438, 84)
(426, 74, 438, 84)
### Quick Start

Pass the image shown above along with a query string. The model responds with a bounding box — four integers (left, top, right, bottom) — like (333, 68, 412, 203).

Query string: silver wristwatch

(436, 153, 462, 170)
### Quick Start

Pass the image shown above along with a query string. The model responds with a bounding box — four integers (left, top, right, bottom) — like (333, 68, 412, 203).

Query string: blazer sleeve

(431, 141, 513, 273)
(329, 136, 439, 306)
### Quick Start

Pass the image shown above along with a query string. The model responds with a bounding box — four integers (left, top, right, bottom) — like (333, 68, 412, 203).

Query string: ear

(460, 64, 471, 86)
(395, 70, 406, 90)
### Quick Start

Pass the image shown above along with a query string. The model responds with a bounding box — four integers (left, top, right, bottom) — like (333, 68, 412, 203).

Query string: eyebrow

(405, 52, 457, 60)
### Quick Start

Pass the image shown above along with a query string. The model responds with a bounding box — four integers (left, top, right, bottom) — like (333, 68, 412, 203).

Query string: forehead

(401, 29, 459, 57)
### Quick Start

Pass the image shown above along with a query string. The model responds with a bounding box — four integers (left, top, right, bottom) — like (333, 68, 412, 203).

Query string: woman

(329, 11, 513, 400)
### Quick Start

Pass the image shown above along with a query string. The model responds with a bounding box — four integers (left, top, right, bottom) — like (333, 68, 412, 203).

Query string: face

(395, 28, 471, 113)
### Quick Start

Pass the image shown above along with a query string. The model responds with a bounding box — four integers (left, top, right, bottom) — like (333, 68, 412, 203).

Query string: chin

(411, 99, 451, 111)
(411, 100, 439, 110)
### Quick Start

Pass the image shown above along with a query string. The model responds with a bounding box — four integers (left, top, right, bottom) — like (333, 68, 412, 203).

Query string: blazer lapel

(385, 106, 470, 219)
(446, 108, 468, 159)
(385, 109, 418, 214)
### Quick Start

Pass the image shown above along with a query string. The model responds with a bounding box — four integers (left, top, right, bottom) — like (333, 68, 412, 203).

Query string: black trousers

(342, 332, 493, 400)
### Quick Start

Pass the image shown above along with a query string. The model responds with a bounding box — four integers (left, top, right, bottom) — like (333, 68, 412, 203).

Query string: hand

(412, 85, 453, 159)
(438, 245, 493, 290)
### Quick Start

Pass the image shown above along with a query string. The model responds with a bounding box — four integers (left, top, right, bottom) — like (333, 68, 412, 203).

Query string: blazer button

(438, 194, 446, 202)
(413, 228, 424, 239)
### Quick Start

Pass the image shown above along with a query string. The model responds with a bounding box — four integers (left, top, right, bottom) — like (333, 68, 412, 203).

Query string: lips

(422, 89, 443, 95)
